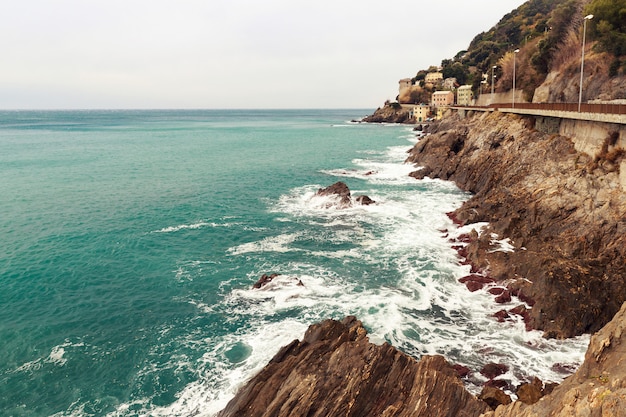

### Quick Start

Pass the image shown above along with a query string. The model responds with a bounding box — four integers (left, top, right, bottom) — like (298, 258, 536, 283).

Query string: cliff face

(482, 301, 626, 417)
(406, 111, 626, 338)
(533, 49, 626, 104)
(217, 316, 489, 417)
(217, 111, 626, 416)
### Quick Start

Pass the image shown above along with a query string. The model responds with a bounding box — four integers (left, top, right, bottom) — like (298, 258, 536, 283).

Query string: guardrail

(489, 102, 626, 115)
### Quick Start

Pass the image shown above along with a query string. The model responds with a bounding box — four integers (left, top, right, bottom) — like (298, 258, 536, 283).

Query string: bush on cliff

(585, 0, 626, 57)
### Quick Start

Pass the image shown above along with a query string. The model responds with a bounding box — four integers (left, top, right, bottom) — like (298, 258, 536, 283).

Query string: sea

(0, 109, 589, 417)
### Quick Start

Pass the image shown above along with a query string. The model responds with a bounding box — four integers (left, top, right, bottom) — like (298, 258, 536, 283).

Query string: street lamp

(491, 65, 497, 105)
(512, 49, 519, 108)
(579, 14, 594, 112)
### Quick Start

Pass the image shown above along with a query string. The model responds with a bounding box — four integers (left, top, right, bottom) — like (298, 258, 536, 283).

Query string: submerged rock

(217, 316, 489, 417)
(481, 363, 509, 380)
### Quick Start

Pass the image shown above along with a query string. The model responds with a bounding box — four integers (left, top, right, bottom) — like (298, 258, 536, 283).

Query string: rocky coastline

(217, 110, 626, 416)
(406, 111, 626, 339)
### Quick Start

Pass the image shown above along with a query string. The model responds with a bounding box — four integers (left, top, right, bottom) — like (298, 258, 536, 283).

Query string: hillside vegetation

(402, 0, 626, 104)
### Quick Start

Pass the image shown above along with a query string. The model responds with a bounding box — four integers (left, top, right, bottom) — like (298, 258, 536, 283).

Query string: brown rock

(459, 275, 495, 292)
(405, 111, 626, 338)
(509, 305, 533, 331)
(488, 287, 506, 296)
(217, 316, 489, 417)
(493, 309, 510, 322)
(479, 386, 512, 410)
(453, 364, 472, 378)
(542, 382, 558, 396)
(485, 379, 509, 389)
(480, 363, 509, 379)
(495, 290, 512, 304)
(252, 273, 281, 289)
(362, 104, 412, 124)
(481, 302, 626, 417)
(516, 377, 543, 405)
(355, 195, 376, 205)
(316, 181, 352, 208)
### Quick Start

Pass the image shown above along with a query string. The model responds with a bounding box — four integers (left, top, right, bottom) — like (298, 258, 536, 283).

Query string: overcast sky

(0, 0, 527, 109)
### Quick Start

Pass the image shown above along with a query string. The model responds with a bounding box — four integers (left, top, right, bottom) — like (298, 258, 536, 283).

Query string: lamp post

(579, 14, 594, 112)
(512, 49, 519, 108)
(491, 65, 497, 104)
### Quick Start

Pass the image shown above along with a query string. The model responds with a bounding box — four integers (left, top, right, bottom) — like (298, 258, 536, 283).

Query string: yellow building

(456, 85, 474, 106)
(425, 72, 443, 86)
(410, 105, 429, 122)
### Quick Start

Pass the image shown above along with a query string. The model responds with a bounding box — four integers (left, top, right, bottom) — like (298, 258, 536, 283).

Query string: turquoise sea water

(0, 110, 588, 416)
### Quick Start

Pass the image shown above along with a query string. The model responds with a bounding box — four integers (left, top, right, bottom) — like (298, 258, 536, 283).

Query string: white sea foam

(489, 234, 516, 253)
(13, 340, 82, 373)
(227, 233, 302, 255)
(321, 147, 417, 185)
(173, 260, 219, 282)
(136, 319, 310, 417)
(153, 221, 234, 234)
(120, 130, 588, 416)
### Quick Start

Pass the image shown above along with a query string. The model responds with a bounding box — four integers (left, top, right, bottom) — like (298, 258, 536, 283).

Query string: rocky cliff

(217, 111, 626, 416)
(407, 111, 626, 339)
(481, 301, 626, 417)
(217, 316, 489, 417)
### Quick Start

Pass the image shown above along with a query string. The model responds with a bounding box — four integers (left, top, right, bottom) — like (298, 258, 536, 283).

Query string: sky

(0, 0, 528, 109)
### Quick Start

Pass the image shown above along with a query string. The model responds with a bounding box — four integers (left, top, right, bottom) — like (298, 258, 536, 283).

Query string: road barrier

(489, 102, 626, 115)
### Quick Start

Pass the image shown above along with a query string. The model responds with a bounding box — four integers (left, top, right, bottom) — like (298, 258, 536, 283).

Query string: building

(399, 78, 413, 95)
(431, 91, 454, 108)
(436, 106, 448, 120)
(456, 85, 474, 106)
(410, 104, 430, 122)
(443, 77, 458, 91)
(424, 72, 443, 87)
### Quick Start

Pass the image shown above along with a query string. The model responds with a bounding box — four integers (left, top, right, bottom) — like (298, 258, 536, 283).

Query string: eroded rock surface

(217, 316, 488, 417)
(481, 302, 626, 417)
(407, 111, 626, 338)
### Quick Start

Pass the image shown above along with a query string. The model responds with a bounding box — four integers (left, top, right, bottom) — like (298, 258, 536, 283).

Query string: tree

(442, 62, 469, 84)
(530, 0, 580, 74)
(585, 0, 626, 56)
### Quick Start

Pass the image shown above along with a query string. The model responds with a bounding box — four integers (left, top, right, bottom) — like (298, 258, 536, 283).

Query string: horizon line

(0, 107, 377, 112)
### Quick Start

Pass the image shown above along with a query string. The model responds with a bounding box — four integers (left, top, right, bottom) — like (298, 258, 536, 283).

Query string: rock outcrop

(252, 273, 281, 289)
(217, 110, 626, 417)
(362, 103, 413, 124)
(217, 316, 489, 417)
(481, 301, 626, 417)
(407, 111, 626, 338)
(316, 181, 352, 208)
(316, 181, 375, 209)
(252, 273, 303, 289)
